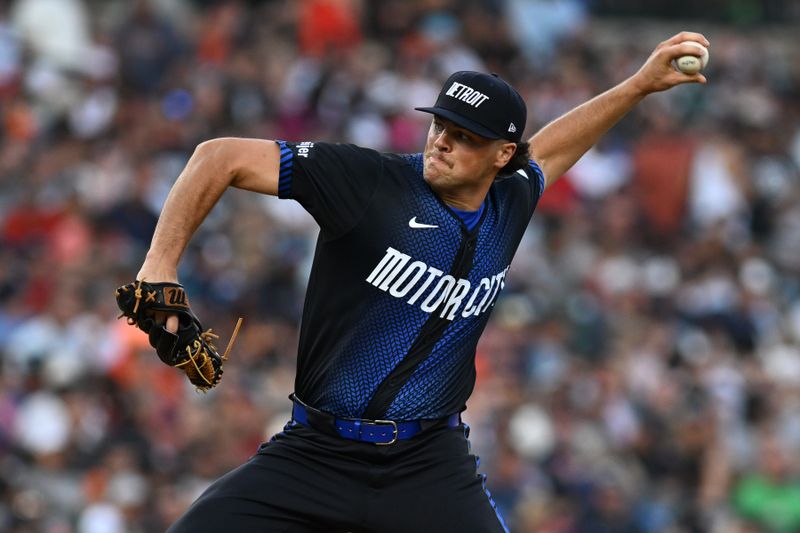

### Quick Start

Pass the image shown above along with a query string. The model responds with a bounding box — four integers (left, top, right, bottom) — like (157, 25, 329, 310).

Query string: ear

(493, 142, 517, 170)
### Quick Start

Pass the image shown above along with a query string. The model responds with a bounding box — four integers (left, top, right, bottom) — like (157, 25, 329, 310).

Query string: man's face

(422, 117, 514, 191)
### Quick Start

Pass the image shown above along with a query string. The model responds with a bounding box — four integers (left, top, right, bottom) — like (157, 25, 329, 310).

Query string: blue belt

(290, 396, 460, 446)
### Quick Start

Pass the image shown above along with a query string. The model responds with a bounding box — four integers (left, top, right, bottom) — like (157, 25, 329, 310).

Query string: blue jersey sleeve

(527, 159, 546, 201)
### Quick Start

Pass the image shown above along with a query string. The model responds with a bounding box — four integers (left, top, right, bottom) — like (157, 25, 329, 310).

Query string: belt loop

(353, 419, 362, 440)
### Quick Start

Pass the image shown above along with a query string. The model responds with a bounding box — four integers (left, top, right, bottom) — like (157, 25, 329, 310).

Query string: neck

(434, 181, 492, 211)
(428, 170, 496, 211)
(441, 196, 483, 211)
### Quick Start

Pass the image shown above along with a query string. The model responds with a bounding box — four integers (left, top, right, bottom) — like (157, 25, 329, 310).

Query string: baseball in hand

(675, 41, 709, 75)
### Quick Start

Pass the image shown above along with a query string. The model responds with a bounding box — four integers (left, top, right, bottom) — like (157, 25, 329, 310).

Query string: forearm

(137, 140, 237, 280)
(529, 32, 710, 188)
(528, 78, 646, 188)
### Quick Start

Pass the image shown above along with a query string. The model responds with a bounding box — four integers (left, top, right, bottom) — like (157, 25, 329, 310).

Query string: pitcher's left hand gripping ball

(115, 280, 242, 391)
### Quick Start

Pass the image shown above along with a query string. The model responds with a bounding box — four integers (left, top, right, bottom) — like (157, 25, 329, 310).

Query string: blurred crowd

(1, 0, 800, 532)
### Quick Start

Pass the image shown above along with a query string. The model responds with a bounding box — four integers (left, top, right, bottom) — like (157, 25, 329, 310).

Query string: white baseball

(676, 41, 709, 75)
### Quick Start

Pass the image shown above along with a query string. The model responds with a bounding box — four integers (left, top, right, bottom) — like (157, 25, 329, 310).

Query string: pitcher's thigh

(374, 441, 509, 533)
(167, 452, 358, 533)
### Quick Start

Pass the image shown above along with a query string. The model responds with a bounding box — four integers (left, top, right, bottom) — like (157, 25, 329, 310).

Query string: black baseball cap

(415, 71, 526, 142)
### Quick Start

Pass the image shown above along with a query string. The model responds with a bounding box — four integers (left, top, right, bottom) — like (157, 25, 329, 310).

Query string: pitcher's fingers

(152, 310, 167, 325)
(673, 72, 707, 85)
(663, 31, 709, 48)
(166, 315, 179, 333)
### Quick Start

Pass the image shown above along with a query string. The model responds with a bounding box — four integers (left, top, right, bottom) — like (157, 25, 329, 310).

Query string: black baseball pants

(167, 421, 509, 532)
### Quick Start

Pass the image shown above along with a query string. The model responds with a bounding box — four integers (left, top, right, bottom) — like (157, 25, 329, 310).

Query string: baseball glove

(115, 280, 242, 391)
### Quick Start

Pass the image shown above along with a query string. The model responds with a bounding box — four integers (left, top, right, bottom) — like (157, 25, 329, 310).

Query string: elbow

(192, 138, 239, 182)
(194, 137, 231, 163)
(191, 137, 280, 194)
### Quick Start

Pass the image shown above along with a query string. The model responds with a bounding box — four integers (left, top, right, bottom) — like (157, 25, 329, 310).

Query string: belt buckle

(373, 419, 398, 446)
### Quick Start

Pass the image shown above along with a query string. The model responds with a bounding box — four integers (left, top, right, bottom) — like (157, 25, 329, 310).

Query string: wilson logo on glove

(165, 287, 189, 307)
(115, 280, 243, 391)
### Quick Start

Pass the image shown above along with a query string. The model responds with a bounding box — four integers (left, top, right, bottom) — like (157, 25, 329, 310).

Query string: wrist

(620, 76, 650, 101)
(137, 253, 179, 282)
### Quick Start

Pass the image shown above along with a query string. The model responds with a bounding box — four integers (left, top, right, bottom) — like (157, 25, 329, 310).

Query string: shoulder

(382, 152, 423, 171)
(284, 141, 380, 161)
(494, 163, 538, 187)
(493, 160, 546, 204)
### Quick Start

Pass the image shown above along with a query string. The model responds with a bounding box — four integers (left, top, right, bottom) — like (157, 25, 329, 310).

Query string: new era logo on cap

(415, 71, 526, 142)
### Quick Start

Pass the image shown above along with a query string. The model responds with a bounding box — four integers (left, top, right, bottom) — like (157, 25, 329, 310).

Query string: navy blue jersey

(277, 141, 544, 420)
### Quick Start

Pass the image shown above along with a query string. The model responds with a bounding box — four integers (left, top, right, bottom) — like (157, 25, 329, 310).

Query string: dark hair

(499, 141, 531, 176)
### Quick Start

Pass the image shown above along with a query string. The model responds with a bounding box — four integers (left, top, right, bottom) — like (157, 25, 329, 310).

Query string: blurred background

(1, 0, 800, 531)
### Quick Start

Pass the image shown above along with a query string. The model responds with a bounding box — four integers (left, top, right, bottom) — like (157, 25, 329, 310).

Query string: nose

(433, 131, 451, 152)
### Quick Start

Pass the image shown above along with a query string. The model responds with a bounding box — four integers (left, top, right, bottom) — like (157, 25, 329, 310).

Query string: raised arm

(529, 31, 710, 188)
(137, 138, 281, 282)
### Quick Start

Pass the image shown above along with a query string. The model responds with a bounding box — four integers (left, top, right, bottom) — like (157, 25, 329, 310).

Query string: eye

(432, 120, 443, 133)
(454, 130, 477, 144)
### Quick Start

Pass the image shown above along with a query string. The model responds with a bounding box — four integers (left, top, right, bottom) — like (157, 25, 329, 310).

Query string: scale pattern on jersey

(315, 153, 465, 417)
(386, 187, 518, 419)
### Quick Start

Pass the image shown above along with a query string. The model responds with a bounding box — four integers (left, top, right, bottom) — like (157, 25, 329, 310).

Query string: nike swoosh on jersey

(409, 217, 438, 229)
